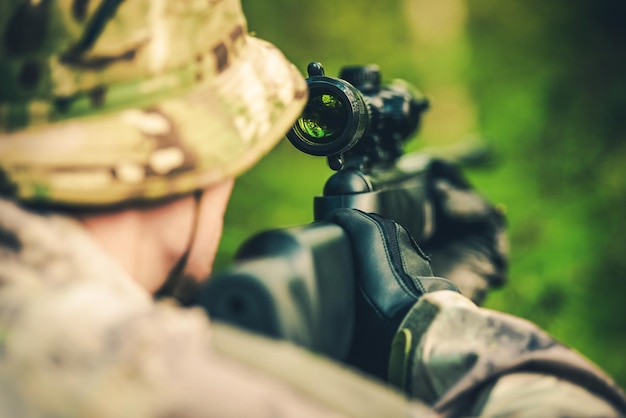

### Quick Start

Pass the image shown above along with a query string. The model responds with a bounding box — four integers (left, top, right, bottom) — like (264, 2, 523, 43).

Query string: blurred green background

(215, 0, 626, 387)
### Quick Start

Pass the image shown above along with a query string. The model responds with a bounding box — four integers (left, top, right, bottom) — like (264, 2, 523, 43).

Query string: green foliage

(217, 0, 626, 388)
(466, 0, 626, 387)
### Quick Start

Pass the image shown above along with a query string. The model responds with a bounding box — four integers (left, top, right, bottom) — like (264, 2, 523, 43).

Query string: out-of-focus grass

(465, 0, 626, 387)
(216, 0, 626, 388)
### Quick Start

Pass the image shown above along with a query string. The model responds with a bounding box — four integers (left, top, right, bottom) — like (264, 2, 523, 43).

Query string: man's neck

(77, 196, 197, 293)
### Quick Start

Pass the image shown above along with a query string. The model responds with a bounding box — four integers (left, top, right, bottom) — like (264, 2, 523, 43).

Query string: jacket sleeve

(388, 290, 626, 417)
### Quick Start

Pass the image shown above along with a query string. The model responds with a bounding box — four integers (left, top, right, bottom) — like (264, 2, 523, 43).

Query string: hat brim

(0, 37, 307, 206)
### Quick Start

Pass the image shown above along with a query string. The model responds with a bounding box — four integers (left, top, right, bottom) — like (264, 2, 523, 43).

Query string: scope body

(287, 62, 429, 170)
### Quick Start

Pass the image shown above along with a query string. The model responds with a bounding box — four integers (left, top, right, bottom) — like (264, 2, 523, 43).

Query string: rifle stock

(197, 222, 356, 360)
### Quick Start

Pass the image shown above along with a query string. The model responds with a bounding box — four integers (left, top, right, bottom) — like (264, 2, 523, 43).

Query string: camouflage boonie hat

(0, 0, 307, 205)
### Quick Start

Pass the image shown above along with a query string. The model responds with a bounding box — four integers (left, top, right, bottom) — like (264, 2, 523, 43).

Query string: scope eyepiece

(287, 63, 370, 156)
(287, 62, 429, 167)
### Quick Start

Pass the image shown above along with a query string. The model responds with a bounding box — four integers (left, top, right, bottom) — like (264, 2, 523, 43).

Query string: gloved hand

(325, 208, 459, 380)
(422, 160, 508, 304)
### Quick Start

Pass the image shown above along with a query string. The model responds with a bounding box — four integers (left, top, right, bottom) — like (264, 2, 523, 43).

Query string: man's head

(0, 0, 307, 292)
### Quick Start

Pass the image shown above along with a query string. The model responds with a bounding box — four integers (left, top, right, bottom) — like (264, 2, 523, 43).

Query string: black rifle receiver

(197, 62, 435, 361)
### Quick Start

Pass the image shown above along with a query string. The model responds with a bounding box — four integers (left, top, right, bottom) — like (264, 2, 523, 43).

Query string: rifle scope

(287, 62, 429, 159)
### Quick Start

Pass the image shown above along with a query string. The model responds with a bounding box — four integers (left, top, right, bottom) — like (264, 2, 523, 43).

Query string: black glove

(423, 160, 508, 304)
(326, 208, 459, 381)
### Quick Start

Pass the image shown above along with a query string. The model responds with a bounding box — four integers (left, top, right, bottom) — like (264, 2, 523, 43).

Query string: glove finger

(429, 238, 507, 304)
(428, 177, 508, 263)
(327, 208, 436, 314)
(423, 159, 509, 304)
(432, 178, 500, 223)
(325, 208, 459, 379)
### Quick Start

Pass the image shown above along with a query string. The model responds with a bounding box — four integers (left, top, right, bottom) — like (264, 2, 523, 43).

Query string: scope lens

(287, 74, 369, 157)
(296, 92, 347, 144)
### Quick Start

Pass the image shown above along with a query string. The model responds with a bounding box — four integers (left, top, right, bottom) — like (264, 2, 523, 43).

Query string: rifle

(194, 62, 482, 362)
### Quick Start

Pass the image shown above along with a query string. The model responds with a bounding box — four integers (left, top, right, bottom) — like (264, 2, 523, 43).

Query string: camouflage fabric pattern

(389, 290, 626, 417)
(0, 0, 307, 205)
(0, 197, 435, 417)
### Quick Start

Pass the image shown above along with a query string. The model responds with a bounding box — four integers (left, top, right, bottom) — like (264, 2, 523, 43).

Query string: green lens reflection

(297, 93, 346, 143)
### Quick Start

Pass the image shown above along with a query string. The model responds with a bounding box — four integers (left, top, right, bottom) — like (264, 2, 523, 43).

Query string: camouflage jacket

(0, 198, 433, 418)
(0, 197, 624, 417)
